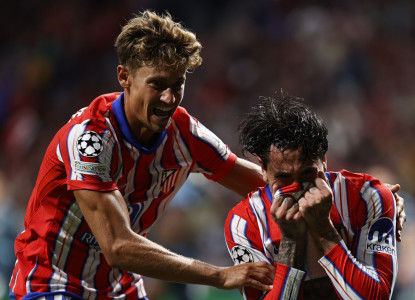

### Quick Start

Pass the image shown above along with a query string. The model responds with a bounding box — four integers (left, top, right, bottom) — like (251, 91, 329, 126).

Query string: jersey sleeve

(57, 118, 120, 192)
(224, 200, 306, 300)
(319, 175, 398, 299)
(183, 112, 237, 181)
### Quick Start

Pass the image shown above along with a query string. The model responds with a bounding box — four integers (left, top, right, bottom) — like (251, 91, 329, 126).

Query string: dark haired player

(225, 92, 398, 299)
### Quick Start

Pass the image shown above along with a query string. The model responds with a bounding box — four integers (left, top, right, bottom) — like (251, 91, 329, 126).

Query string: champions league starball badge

(231, 245, 254, 265)
(77, 131, 104, 157)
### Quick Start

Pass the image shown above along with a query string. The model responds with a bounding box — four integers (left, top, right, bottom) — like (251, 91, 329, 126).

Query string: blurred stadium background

(1, 0, 414, 299)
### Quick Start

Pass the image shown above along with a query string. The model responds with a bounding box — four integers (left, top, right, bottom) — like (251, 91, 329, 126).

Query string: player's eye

(149, 80, 166, 90)
(173, 81, 184, 91)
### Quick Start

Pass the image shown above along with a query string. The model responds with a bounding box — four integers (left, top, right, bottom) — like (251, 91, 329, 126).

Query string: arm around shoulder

(217, 157, 265, 197)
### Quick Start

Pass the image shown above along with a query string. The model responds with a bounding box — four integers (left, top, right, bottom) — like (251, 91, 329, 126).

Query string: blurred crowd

(1, 0, 414, 299)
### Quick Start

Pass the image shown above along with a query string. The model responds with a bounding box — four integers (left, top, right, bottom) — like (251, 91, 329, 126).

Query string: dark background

(1, 0, 414, 299)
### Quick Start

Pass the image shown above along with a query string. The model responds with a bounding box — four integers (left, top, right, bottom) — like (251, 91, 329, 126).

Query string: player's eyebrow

(274, 171, 290, 178)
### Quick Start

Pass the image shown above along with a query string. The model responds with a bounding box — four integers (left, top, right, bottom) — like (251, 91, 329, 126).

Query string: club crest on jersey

(231, 245, 254, 265)
(366, 217, 396, 256)
(77, 131, 104, 157)
(161, 169, 178, 193)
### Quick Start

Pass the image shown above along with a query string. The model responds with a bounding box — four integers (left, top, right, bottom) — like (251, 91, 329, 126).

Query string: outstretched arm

(74, 189, 274, 291)
(217, 157, 265, 197)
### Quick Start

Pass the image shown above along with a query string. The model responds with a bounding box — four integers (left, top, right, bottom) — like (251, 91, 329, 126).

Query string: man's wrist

(309, 224, 341, 254)
(276, 236, 306, 269)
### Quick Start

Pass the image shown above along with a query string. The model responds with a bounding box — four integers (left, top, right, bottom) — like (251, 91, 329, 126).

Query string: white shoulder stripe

(56, 143, 63, 163)
(361, 181, 383, 220)
(332, 174, 355, 239)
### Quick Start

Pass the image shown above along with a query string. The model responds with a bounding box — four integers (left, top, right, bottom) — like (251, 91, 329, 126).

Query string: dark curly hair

(238, 90, 328, 168)
(115, 10, 202, 72)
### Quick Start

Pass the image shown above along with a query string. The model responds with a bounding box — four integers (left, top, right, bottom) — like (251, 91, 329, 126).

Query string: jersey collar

(112, 93, 167, 153)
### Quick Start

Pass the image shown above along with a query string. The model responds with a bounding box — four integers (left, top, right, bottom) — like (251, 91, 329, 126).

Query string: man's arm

(298, 172, 398, 299)
(217, 157, 265, 197)
(74, 189, 274, 291)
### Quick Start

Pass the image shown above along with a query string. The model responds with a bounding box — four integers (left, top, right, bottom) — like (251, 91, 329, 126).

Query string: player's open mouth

(153, 107, 172, 119)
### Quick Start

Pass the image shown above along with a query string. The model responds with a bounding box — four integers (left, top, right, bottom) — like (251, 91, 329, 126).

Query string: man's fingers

(385, 183, 400, 193)
(245, 279, 273, 291)
(314, 174, 330, 193)
(396, 210, 406, 243)
(245, 262, 275, 291)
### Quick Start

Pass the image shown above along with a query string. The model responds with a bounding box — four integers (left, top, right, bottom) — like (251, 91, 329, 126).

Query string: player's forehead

(134, 65, 187, 81)
(267, 146, 317, 173)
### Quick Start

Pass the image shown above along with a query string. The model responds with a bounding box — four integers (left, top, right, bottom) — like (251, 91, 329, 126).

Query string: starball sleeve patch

(231, 245, 255, 265)
(76, 131, 104, 157)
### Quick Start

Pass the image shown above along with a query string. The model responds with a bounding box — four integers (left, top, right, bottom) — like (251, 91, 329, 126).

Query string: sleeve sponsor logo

(77, 130, 104, 157)
(231, 245, 254, 265)
(74, 160, 108, 176)
(366, 217, 396, 256)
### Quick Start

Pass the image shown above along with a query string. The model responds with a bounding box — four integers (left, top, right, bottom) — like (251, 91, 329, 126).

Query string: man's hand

(298, 172, 342, 253)
(270, 188, 308, 269)
(297, 173, 333, 234)
(217, 262, 275, 291)
(271, 193, 307, 240)
(385, 183, 406, 242)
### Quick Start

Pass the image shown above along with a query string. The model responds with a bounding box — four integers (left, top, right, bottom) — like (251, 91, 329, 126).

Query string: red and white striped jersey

(10, 92, 237, 300)
(225, 170, 397, 300)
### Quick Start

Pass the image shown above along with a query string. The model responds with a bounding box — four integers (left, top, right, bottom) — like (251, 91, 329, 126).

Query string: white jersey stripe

(332, 174, 355, 242)
(229, 215, 271, 263)
(80, 248, 101, 299)
(230, 215, 251, 247)
(11, 266, 19, 292)
(26, 259, 39, 293)
(107, 268, 123, 297)
(249, 192, 276, 262)
(361, 181, 383, 221)
(50, 201, 83, 291)
(320, 240, 368, 300)
(52, 201, 83, 268)
(67, 120, 92, 181)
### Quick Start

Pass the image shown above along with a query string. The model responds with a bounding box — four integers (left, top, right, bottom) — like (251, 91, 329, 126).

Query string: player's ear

(322, 155, 327, 172)
(117, 65, 130, 89)
(258, 157, 268, 182)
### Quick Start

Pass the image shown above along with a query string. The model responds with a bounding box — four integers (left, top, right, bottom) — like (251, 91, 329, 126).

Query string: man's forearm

(108, 232, 223, 287)
(308, 224, 342, 255)
(276, 237, 306, 269)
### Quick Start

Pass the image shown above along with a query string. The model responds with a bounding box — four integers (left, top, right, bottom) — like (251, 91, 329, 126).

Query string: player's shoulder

(68, 93, 120, 126)
(172, 106, 190, 121)
(55, 93, 120, 142)
(327, 169, 392, 204)
(227, 188, 265, 220)
(327, 169, 373, 188)
(330, 169, 386, 186)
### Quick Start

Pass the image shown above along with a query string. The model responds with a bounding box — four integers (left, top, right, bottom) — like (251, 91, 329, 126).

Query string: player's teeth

(154, 107, 171, 117)
(156, 107, 170, 111)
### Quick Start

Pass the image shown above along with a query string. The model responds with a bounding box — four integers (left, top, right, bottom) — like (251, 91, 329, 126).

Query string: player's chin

(151, 116, 172, 131)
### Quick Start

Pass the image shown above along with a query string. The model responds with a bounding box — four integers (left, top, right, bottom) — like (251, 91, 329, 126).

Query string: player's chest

(116, 147, 194, 199)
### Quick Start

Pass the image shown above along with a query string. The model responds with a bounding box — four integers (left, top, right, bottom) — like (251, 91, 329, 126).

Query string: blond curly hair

(115, 10, 202, 72)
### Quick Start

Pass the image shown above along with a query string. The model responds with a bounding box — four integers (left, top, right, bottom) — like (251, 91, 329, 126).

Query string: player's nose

(160, 88, 175, 104)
